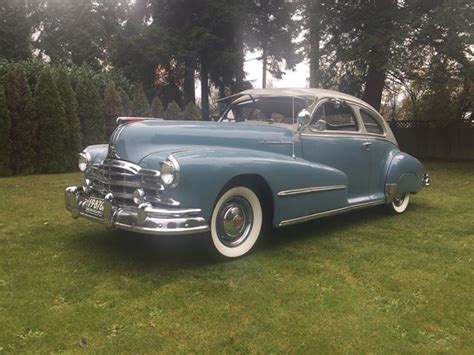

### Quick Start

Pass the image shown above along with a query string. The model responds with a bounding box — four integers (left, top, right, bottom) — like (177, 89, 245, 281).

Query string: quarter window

(310, 101, 358, 132)
(360, 109, 384, 135)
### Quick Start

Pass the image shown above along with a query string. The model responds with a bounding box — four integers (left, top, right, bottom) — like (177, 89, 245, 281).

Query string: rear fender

(385, 152, 424, 201)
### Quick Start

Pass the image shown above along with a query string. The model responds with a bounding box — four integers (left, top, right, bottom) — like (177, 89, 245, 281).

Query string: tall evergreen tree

(164, 101, 182, 120)
(56, 68, 81, 170)
(247, 0, 300, 88)
(131, 84, 150, 116)
(150, 96, 164, 117)
(35, 69, 67, 173)
(182, 102, 201, 121)
(0, 84, 11, 176)
(4, 70, 36, 174)
(118, 87, 132, 116)
(76, 74, 105, 147)
(104, 82, 124, 136)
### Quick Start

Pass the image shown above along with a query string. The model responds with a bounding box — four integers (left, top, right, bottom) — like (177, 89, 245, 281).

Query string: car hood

(112, 120, 296, 163)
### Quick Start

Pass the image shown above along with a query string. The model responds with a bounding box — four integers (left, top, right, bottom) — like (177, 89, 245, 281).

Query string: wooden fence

(388, 119, 474, 160)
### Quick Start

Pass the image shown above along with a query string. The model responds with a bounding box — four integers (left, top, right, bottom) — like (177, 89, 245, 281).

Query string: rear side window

(310, 101, 358, 132)
(361, 109, 384, 135)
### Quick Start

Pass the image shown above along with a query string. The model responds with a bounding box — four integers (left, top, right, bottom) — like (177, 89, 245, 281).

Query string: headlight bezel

(78, 150, 91, 172)
(160, 155, 180, 188)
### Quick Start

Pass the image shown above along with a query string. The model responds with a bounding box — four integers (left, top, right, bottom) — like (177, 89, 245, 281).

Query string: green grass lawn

(0, 161, 473, 353)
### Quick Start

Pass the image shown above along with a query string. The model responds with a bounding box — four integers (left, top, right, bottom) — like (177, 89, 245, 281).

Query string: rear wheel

(389, 193, 410, 214)
(210, 186, 263, 258)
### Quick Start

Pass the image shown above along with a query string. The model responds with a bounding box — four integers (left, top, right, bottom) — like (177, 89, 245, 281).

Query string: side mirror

(297, 109, 311, 128)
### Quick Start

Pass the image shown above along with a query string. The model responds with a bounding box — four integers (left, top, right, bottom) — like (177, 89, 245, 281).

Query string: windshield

(220, 96, 314, 125)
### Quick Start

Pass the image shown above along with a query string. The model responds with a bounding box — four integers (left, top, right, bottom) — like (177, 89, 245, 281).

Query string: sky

(244, 52, 310, 89)
(195, 52, 310, 100)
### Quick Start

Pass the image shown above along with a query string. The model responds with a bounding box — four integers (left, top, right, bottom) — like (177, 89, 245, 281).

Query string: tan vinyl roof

(219, 87, 375, 111)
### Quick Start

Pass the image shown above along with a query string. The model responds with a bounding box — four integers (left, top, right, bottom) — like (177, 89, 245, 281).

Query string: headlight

(160, 155, 180, 187)
(78, 151, 91, 172)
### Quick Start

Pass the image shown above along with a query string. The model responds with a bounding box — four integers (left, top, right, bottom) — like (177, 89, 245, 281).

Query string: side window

(360, 109, 384, 135)
(310, 101, 358, 132)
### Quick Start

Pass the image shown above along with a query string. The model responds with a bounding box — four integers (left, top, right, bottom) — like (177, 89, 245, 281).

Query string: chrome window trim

(278, 184, 346, 197)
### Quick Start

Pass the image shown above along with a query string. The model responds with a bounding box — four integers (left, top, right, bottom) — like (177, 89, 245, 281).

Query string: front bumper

(65, 186, 210, 235)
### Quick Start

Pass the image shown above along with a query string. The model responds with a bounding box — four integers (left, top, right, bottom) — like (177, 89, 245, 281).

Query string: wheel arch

(220, 173, 275, 222)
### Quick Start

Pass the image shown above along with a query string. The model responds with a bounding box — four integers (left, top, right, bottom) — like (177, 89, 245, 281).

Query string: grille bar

(87, 159, 163, 207)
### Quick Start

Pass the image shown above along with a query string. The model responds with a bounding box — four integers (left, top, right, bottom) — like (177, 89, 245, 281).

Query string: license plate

(84, 197, 105, 218)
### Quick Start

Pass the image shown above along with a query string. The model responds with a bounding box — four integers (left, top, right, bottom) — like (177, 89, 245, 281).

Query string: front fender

(141, 147, 349, 227)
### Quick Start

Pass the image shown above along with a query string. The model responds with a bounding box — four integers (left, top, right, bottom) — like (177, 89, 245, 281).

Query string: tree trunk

(183, 56, 195, 105)
(309, 0, 321, 88)
(362, 0, 394, 111)
(200, 59, 210, 121)
(362, 59, 387, 111)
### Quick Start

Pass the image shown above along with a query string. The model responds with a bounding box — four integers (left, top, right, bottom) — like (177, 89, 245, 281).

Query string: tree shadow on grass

(73, 200, 430, 270)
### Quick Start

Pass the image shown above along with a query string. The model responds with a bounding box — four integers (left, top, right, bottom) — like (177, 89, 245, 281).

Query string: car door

(300, 100, 370, 205)
(357, 107, 396, 201)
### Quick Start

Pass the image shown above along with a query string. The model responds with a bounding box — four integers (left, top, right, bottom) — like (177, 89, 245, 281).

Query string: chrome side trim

(277, 184, 346, 197)
(279, 200, 385, 227)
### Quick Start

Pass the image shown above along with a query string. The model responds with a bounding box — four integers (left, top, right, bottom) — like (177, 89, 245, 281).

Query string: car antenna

(292, 96, 296, 159)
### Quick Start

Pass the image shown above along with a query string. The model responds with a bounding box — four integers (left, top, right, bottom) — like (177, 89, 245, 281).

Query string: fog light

(133, 189, 145, 205)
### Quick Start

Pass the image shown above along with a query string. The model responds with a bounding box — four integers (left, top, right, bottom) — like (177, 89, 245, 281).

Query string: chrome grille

(87, 159, 162, 208)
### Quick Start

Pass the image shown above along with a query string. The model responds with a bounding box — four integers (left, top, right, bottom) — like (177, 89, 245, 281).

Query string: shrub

(56, 69, 81, 170)
(131, 84, 150, 117)
(150, 96, 164, 118)
(76, 74, 105, 147)
(164, 101, 182, 120)
(35, 69, 67, 173)
(5, 70, 36, 174)
(0, 84, 11, 176)
(118, 87, 132, 116)
(182, 102, 201, 121)
(104, 82, 124, 137)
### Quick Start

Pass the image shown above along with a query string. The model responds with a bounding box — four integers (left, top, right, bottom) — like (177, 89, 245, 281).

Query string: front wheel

(389, 193, 410, 214)
(210, 186, 263, 258)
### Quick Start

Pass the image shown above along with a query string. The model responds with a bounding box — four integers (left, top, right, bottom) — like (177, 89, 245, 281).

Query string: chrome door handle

(362, 142, 372, 150)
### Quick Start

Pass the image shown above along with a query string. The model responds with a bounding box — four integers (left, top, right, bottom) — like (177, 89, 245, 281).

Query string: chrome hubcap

(393, 194, 405, 207)
(216, 197, 253, 247)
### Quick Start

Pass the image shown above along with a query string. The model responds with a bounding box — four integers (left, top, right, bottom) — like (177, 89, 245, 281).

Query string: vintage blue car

(65, 88, 429, 258)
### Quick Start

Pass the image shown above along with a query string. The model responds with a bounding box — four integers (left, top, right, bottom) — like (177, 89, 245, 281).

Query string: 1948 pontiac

(65, 88, 429, 258)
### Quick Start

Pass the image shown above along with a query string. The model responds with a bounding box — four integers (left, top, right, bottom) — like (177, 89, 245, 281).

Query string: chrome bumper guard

(422, 173, 430, 187)
(65, 186, 209, 235)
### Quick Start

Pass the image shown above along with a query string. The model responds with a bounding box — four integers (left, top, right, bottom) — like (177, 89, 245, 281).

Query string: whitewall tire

(390, 193, 410, 214)
(210, 186, 263, 258)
